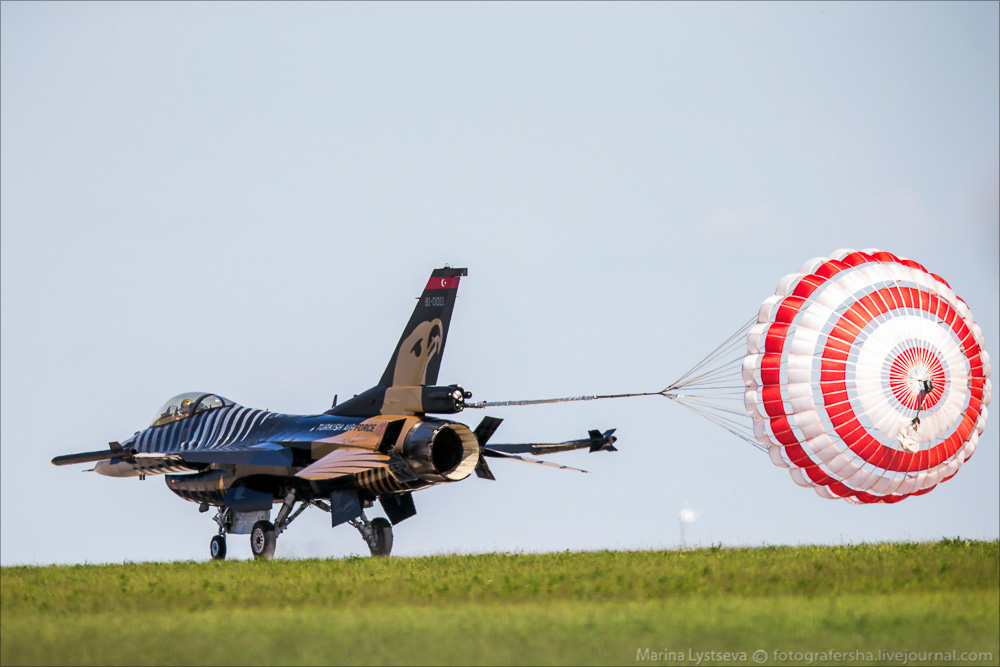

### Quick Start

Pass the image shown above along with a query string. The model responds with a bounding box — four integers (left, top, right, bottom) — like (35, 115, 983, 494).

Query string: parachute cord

(466, 391, 663, 409)
(467, 317, 757, 409)
(663, 317, 755, 392)
(663, 394, 765, 452)
(467, 316, 765, 454)
(649, 317, 765, 453)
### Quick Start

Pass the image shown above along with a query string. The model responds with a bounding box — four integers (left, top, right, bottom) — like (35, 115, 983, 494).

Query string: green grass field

(2, 540, 997, 666)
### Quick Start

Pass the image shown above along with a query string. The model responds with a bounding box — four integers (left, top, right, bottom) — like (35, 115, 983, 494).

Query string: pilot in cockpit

(178, 398, 195, 418)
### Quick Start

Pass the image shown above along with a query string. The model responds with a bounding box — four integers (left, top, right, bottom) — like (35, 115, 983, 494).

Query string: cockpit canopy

(151, 392, 237, 427)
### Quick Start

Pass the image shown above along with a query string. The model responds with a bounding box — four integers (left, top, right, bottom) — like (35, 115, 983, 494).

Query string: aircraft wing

(53, 441, 297, 472)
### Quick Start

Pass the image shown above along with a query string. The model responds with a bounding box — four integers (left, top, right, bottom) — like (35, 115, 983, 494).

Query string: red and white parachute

(743, 249, 991, 503)
(470, 247, 990, 504)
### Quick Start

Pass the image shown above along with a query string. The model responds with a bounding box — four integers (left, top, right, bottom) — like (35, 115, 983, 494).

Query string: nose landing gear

(210, 506, 231, 560)
(210, 534, 227, 560)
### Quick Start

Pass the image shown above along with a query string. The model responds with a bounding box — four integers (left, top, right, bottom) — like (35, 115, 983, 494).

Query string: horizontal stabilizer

(296, 448, 391, 481)
(473, 416, 503, 480)
(482, 447, 588, 473)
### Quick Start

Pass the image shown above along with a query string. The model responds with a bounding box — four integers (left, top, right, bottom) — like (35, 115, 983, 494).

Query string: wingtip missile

(481, 427, 618, 456)
(51, 442, 136, 466)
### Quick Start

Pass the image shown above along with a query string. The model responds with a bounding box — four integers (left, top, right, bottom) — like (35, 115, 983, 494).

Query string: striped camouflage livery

(354, 467, 414, 496)
(129, 405, 276, 456)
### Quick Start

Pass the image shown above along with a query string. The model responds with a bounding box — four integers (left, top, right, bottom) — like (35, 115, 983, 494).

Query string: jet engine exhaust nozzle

(403, 421, 480, 483)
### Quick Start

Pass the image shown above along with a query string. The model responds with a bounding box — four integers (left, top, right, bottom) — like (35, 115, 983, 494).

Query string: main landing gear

(209, 490, 307, 560)
(309, 496, 394, 557)
(250, 520, 276, 559)
(349, 514, 393, 557)
(207, 491, 394, 559)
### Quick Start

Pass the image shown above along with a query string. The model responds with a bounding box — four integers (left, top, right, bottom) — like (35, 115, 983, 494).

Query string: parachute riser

(466, 391, 668, 409)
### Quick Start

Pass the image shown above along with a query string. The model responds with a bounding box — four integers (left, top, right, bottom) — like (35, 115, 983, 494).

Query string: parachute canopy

(742, 248, 991, 504)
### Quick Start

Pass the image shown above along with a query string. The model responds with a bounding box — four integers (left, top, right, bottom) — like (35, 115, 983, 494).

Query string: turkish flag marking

(425, 277, 461, 290)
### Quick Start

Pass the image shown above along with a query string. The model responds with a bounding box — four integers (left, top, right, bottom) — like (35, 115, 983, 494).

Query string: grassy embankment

(2, 540, 998, 666)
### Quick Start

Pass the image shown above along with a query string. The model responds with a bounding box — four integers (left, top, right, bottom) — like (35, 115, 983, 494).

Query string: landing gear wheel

(210, 534, 227, 560)
(369, 517, 393, 557)
(250, 520, 277, 559)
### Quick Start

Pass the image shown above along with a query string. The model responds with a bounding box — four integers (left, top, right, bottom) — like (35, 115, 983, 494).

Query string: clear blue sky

(2, 2, 997, 564)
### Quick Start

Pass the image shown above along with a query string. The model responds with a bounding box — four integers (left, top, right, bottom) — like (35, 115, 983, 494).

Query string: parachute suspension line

(659, 317, 761, 451)
(663, 394, 766, 453)
(662, 317, 756, 392)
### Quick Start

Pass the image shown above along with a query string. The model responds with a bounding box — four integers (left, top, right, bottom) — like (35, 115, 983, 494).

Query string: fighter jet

(51, 268, 618, 559)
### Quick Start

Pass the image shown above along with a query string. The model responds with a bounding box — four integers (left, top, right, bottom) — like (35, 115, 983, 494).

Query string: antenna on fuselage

(331, 394, 338, 408)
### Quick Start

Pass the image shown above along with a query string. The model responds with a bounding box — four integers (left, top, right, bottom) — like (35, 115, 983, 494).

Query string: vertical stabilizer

(379, 267, 467, 388)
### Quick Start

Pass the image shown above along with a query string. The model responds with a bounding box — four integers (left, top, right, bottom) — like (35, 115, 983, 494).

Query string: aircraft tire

(250, 520, 277, 559)
(210, 535, 227, 560)
(369, 517, 393, 557)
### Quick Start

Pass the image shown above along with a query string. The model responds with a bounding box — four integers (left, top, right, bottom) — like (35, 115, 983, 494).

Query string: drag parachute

(469, 247, 990, 505)
(743, 249, 991, 503)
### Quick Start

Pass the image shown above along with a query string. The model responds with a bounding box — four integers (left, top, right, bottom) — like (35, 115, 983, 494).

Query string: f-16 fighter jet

(52, 268, 617, 559)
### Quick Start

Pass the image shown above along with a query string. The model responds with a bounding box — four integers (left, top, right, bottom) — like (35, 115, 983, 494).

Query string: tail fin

(329, 267, 467, 418)
(379, 267, 467, 388)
